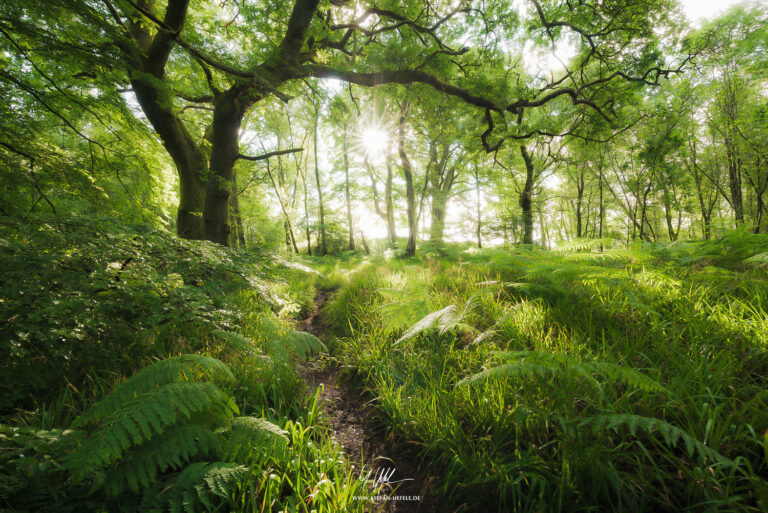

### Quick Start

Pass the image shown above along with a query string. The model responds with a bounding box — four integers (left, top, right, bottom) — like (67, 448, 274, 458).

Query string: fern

(212, 329, 257, 355)
(67, 381, 236, 479)
(216, 416, 288, 462)
(395, 291, 487, 344)
(158, 462, 250, 513)
(574, 414, 736, 469)
(555, 238, 618, 252)
(563, 250, 635, 265)
(255, 317, 326, 362)
(99, 424, 218, 495)
(459, 350, 668, 395)
(746, 251, 768, 265)
(396, 305, 460, 344)
(74, 355, 233, 428)
(62, 354, 287, 511)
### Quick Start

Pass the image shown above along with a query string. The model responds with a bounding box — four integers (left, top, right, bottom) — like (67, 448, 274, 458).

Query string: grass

(0, 215, 380, 512)
(320, 236, 768, 512)
(3, 216, 767, 512)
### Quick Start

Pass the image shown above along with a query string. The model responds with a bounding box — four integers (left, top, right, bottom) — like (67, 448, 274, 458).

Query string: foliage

(324, 239, 768, 512)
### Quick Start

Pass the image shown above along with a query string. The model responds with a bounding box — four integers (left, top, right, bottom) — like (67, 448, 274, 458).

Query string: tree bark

(230, 170, 246, 248)
(725, 136, 744, 226)
(313, 107, 328, 255)
(301, 165, 312, 255)
(130, 79, 207, 240)
(574, 170, 585, 238)
(519, 144, 535, 245)
(266, 157, 299, 253)
(598, 157, 604, 250)
(204, 90, 251, 245)
(343, 128, 355, 250)
(398, 102, 417, 257)
(428, 142, 456, 245)
(384, 154, 398, 246)
(474, 165, 482, 248)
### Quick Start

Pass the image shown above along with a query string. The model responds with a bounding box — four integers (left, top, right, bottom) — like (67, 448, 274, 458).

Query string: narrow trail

(297, 290, 437, 513)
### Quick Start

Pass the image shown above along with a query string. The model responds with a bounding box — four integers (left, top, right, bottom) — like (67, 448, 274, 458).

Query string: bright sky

(681, 0, 742, 23)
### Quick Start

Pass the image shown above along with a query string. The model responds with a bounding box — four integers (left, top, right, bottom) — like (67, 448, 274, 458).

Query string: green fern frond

(459, 351, 668, 395)
(212, 329, 256, 355)
(100, 424, 218, 496)
(216, 416, 288, 462)
(563, 250, 634, 265)
(67, 382, 236, 476)
(576, 414, 736, 468)
(74, 355, 233, 428)
(458, 360, 552, 385)
(257, 316, 326, 362)
(160, 462, 249, 513)
(204, 463, 250, 498)
(395, 305, 461, 344)
(287, 330, 326, 361)
(746, 251, 768, 264)
(555, 238, 617, 253)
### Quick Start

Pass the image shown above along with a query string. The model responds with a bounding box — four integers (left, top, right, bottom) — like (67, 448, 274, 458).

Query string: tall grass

(322, 235, 768, 512)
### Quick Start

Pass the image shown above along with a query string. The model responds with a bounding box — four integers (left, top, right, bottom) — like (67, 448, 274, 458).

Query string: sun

(361, 126, 389, 157)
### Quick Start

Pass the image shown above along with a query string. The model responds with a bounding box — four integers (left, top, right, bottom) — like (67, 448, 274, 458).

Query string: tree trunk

(398, 102, 417, 257)
(429, 186, 448, 243)
(519, 144, 535, 245)
(204, 91, 251, 245)
(313, 111, 327, 255)
(130, 79, 207, 240)
(359, 230, 370, 254)
(725, 137, 744, 227)
(574, 171, 585, 238)
(598, 160, 604, 250)
(474, 166, 482, 248)
(343, 129, 355, 250)
(230, 170, 246, 248)
(266, 158, 299, 253)
(427, 141, 455, 245)
(385, 154, 397, 246)
(302, 166, 312, 255)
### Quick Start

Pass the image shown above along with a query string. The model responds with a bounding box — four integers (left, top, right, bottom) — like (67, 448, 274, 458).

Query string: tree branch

(238, 148, 303, 162)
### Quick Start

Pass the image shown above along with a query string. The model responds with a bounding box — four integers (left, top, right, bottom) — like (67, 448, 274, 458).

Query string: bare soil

(297, 290, 439, 513)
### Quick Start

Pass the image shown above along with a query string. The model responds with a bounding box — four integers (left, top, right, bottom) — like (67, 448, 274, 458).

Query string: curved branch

(307, 65, 502, 111)
(238, 148, 303, 162)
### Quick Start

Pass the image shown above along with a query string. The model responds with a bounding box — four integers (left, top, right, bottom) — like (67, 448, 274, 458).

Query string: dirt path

(298, 290, 437, 513)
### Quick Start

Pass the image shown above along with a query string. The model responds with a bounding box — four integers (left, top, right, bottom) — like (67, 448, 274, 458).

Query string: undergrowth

(322, 233, 768, 512)
(0, 214, 377, 512)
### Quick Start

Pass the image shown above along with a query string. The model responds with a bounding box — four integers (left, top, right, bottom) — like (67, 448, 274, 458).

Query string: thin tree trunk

(575, 171, 584, 238)
(519, 144, 535, 245)
(313, 109, 327, 255)
(474, 165, 482, 248)
(398, 101, 417, 257)
(266, 159, 299, 253)
(598, 159, 604, 250)
(343, 128, 355, 250)
(301, 166, 312, 256)
(230, 170, 246, 248)
(725, 137, 744, 226)
(359, 230, 370, 254)
(385, 154, 397, 246)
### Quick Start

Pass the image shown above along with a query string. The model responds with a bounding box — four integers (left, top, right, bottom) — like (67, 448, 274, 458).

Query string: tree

(1, 0, 693, 245)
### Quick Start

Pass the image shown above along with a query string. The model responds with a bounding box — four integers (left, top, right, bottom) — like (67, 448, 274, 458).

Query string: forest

(1, 0, 767, 512)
